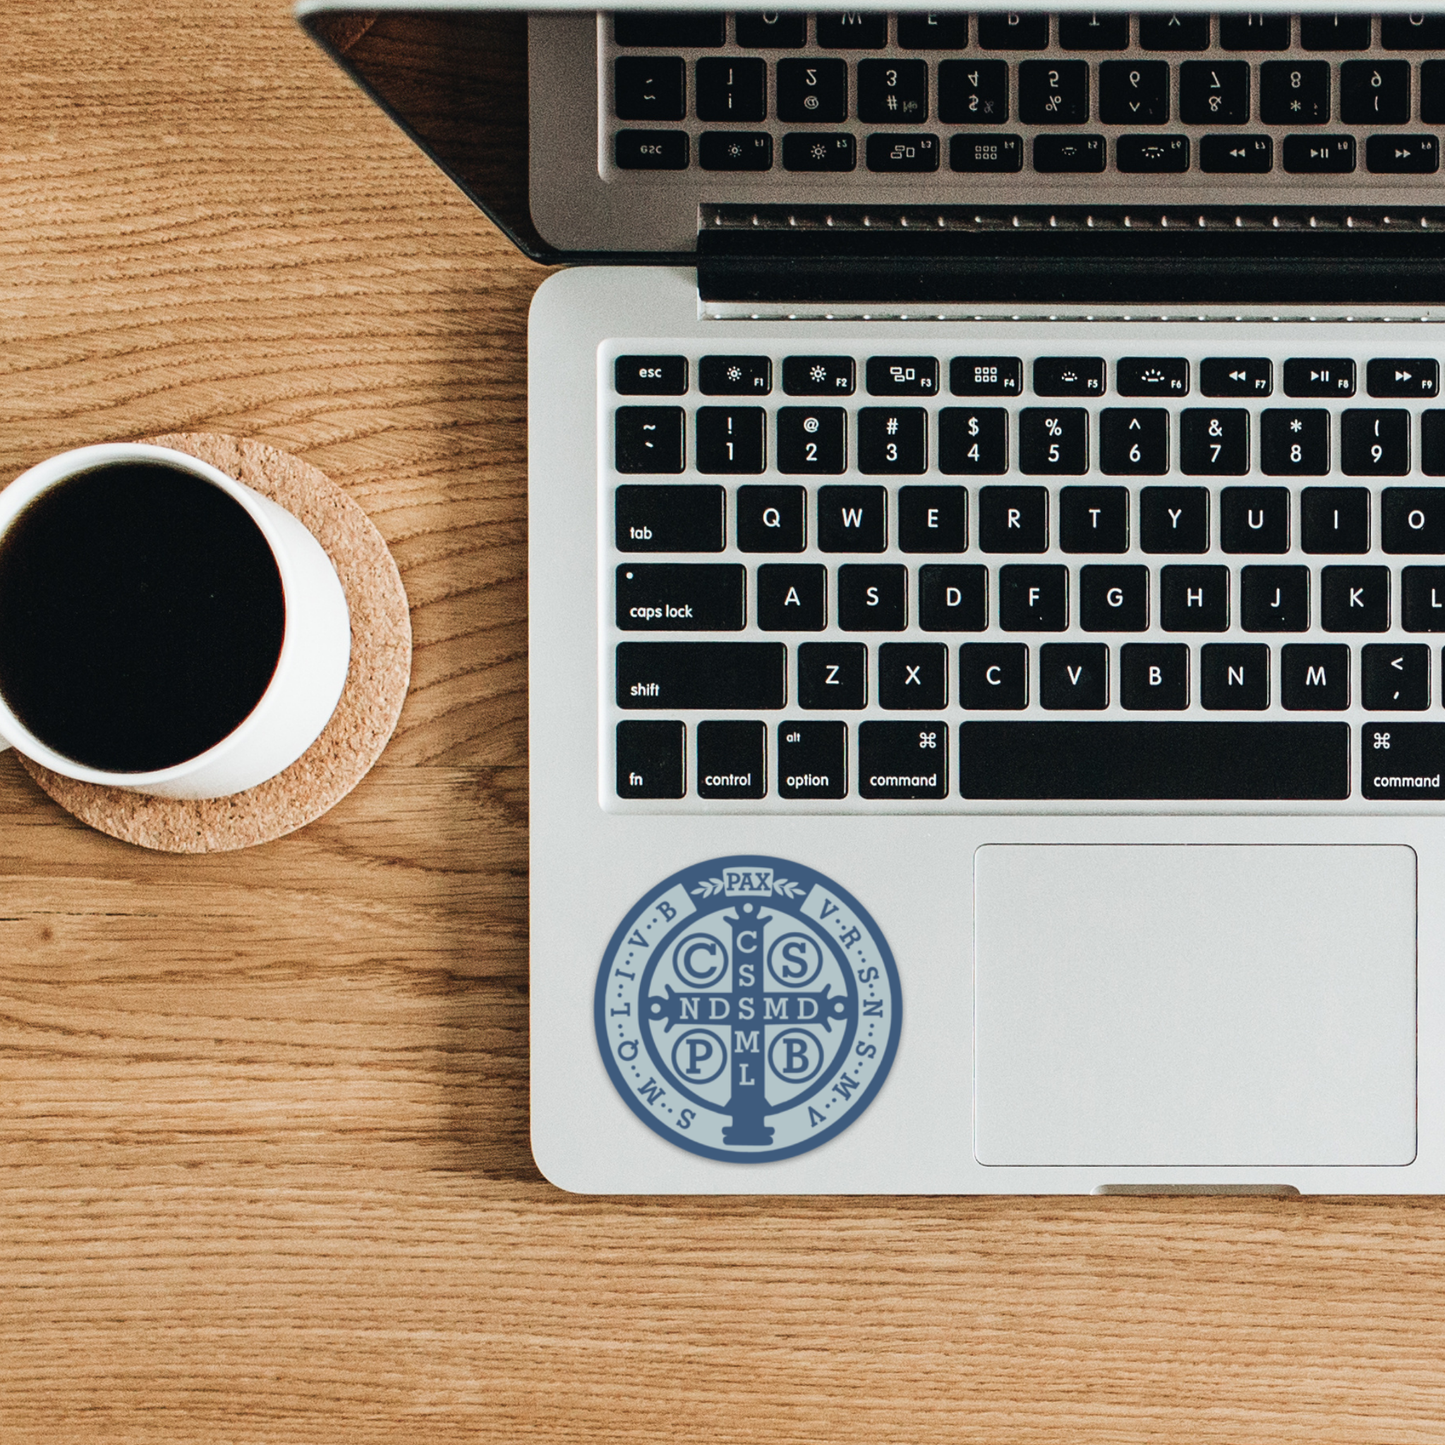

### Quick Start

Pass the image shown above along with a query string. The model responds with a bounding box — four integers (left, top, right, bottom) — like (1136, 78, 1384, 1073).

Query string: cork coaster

(19, 434, 411, 852)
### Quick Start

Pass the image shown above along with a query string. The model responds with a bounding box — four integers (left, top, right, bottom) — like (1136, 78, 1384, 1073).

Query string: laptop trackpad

(973, 845, 1417, 1167)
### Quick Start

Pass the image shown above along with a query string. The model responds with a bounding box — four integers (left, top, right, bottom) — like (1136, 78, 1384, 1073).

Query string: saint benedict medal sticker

(595, 856, 901, 1163)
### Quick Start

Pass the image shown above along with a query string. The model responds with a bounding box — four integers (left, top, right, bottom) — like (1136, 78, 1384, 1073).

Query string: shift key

(618, 642, 787, 709)
(617, 564, 745, 630)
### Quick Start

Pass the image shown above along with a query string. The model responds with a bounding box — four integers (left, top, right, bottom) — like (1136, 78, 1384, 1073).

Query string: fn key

(617, 720, 684, 798)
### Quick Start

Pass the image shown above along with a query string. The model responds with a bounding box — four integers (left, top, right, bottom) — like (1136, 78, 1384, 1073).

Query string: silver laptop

(303, 1, 1445, 1194)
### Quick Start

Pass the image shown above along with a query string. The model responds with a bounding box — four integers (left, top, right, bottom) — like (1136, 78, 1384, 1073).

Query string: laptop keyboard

(603, 329, 1445, 808)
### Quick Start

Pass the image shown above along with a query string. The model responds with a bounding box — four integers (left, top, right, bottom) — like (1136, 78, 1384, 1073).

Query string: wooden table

(4, 3, 1445, 1439)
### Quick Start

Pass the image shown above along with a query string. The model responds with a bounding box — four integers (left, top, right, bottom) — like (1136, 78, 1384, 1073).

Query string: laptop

(301, 1, 1445, 1194)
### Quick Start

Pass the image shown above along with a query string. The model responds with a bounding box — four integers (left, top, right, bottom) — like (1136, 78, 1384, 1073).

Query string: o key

(1383, 488, 1445, 552)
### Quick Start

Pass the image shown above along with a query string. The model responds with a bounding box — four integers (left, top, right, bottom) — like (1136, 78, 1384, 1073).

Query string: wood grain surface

(4, 4, 1445, 1441)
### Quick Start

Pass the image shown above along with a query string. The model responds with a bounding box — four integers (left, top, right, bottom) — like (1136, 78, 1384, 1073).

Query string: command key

(1362, 722, 1445, 799)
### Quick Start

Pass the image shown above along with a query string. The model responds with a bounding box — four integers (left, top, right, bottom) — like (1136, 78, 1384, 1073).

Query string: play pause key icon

(1368, 358, 1440, 398)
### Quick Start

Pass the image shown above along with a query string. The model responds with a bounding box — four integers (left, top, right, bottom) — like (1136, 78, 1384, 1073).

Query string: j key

(1180, 408, 1249, 475)
(858, 408, 927, 473)
(615, 406, 684, 472)
(1019, 61, 1088, 125)
(952, 357, 1022, 396)
(1426, 412, 1445, 474)
(938, 61, 1009, 125)
(1059, 13, 1129, 49)
(783, 355, 854, 395)
(939, 408, 1009, 474)
(1363, 645, 1430, 711)
(695, 58, 765, 122)
(1384, 490, 1445, 553)
(782, 132, 856, 171)
(1302, 487, 1370, 554)
(1368, 135, 1441, 173)
(1141, 487, 1209, 554)
(1100, 61, 1169, 124)
(837, 564, 907, 630)
(919, 565, 988, 631)
(1201, 357, 1272, 397)
(1161, 565, 1230, 631)
(1285, 358, 1354, 398)
(1284, 135, 1356, 173)
(978, 485, 1048, 552)
(1382, 14, 1445, 48)
(857, 59, 929, 123)
(898, 485, 967, 553)
(1019, 409, 1088, 476)
(737, 485, 806, 552)
(818, 484, 887, 552)
(614, 14, 724, 47)
(1241, 565, 1309, 631)
(1100, 409, 1168, 475)
(756, 563, 826, 631)
(998, 564, 1068, 631)
(1139, 13, 1209, 50)
(1281, 644, 1350, 711)
(878, 643, 948, 710)
(1300, 14, 1371, 50)
(616, 483, 725, 552)
(1200, 135, 1273, 173)
(734, 12, 806, 47)
(616, 354, 687, 395)
(1116, 136, 1189, 173)
(866, 356, 939, 396)
(1341, 61, 1410, 125)
(858, 722, 948, 800)
(1261, 409, 1329, 476)
(1117, 358, 1187, 397)
(866, 133, 941, 173)
(977, 12, 1048, 49)
(1222, 486, 1290, 553)
(615, 130, 689, 169)
(1201, 645, 1270, 711)
(616, 563, 744, 631)
(959, 643, 1029, 709)
(1060, 486, 1129, 553)
(777, 407, 846, 473)
(616, 719, 684, 799)
(1034, 357, 1105, 396)
(1039, 643, 1109, 710)
(696, 720, 766, 800)
(1403, 567, 1445, 631)
(776, 59, 847, 123)
(815, 12, 886, 48)
(699, 132, 773, 171)
(1121, 644, 1189, 710)
(777, 721, 847, 801)
(1261, 61, 1329, 124)
(897, 12, 969, 49)
(616, 642, 785, 710)
(1220, 13, 1290, 50)
(614, 57, 685, 121)
(951, 133, 1024, 171)
(1368, 359, 1439, 399)
(696, 406, 765, 473)
(1322, 566, 1391, 633)
(1033, 134, 1106, 173)
(1079, 564, 1148, 631)
(1342, 410, 1409, 477)
(797, 641, 867, 709)
(699, 355, 771, 396)
(1180, 61, 1249, 124)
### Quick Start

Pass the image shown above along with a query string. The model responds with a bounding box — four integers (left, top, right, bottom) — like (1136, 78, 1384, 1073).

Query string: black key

(1426, 412, 1445, 477)
(958, 721, 1348, 800)
(1261, 61, 1330, 124)
(696, 406, 766, 473)
(1283, 135, 1356, 173)
(1180, 61, 1250, 124)
(777, 721, 847, 801)
(1368, 359, 1439, 399)
(616, 719, 685, 798)
(866, 355, 939, 396)
(1424, 61, 1445, 123)
(1117, 358, 1187, 398)
(1019, 60, 1088, 123)
(1369, 131, 1441, 175)
(1138, 13, 1209, 50)
(858, 408, 927, 474)
(616, 355, 687, 395)
(998, 564, 1068, 631)
(815, 12, 886, 48)
(858, 721, 948, 799)
(1302, 487, 1370, 554)
(1260, 409, 1329, 476)
(1300, 14, 1372, 50)
(1322, 565, 1391, 632)
(1141, 487, 1209, 554)
(951, 133, 1024, 171)
(700, 355, 771, 396)
(615, 130, 690, 169)
(1121, 644, 1189, 710)
(616, 563, 745, 631)
(1200, 135, 1273, 173)
(697, 719, 766, 798)
(1161, 565, 1229, 631)
(939, 60, 1009, 123)
(616, 483, 725, 552)
(1034, 357, 1105, 397)
(1404, 567, 1445, 631)
(699, 131, 774, 171)
(1382, 14, 1445, 48)
(939, 407, 1009, 474)
(1201, 357, 1272, 397)
(1221, 486, 1291, 553)
(696, 57, 765, 121)
(1363, 645, 1431, 711)
(1220, 13, 1290, 50)
(1282, 644, 1350, 710)
(879, 642, 948, 709)
(1100, 409, 1169, 475)
(1079, 564, 1148, 631)
(617, 641, 785, 710)
(777, 406, 846, 473)
(1241, 565, 1310, 632)
(1116, 135, 1190, 173)
(896, 12, 968, 49)
(837, 563, 906, 629)
(782, 132, 857, 171)
(614, 13, 725, 47)
(798, 641, 866, 708)
(1039, 643, 1108, 710)
(776, 58, 847, 121)
(1385, 489, 1445, 553)
(735, 13, 806, 48)
(1180, 408, 1249, 476)
(1363, 723, 1445, 800)
(952, 356, 1022, 396)
(959, 643, 1028, 709)
(783, 355, 855, 395)
(898, 486, 967, 552)
(1100, 61, 1169, 124)
(1059, 12, 1128, 49)
(858, 58, 929, 123)
(737, 484, 805, 552)
(1342, 410, 1410, 477)
(616, 406, 685, 472)
(976, 12, 1048, 49)
(756, 563, 826, 631)
(615, 56, 686, 120)
(1284, 358, 1355, 398)
(978, 484, 1048, 551)
(1019, 407, 1089, 475)
(920, 565, 988, 631)
(1342, 61, 1410, 125)
(1033, 134, 1106, 172)
(866, 132, 942, 172)
(1060, 486, 1129, 553)
(1201, 645, 1270, 711)
(817, 484, 887, 552)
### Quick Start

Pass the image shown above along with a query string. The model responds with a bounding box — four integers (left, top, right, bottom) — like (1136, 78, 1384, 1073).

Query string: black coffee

(0, 461, 286, 772)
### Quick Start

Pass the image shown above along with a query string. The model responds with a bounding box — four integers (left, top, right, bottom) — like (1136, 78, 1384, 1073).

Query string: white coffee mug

(0, 443, 351, 799)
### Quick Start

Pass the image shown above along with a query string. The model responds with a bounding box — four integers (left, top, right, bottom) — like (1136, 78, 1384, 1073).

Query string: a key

(1058, 13, 1129, 49)
(866, 133, 942, 173)
(1261, 61, 1330, 124)
(1100, 409, 1169, 474)
(1115, 135, 1189, 173)
(837, 564, 907, 630)
(919, 565, 988, 631)
(1180, 61, 1249, 123)
(1367, 359, 1439, 399)
(938, 407, 1008, 474)
(1120, 644, 1189, 710)
(1341, 61, 1410, 124)
(959, 643, 1028, 709)
(1342, 410, 1409, 477)
(1060, 486, 1129, 553)
(616, 563, 745, 631)
(776, 59, 848, 122)
(614, 56, 686, 120)
(756, 563, 826, 631)
(1100, 61, 1168, 124)
(777, 407, 846, 473)
(696, 406, 765, 473)
(616, 642, 786, 710)
(1241, 565, 1310, 631)
(950, 133, 1024, 171)
(858, 722, 948, 799)
(858, 408, 927, 474)
(1367, 135, 1441, 173)
(978, 484, 1048, 551)
(1200, 135, 1272, 173)
(696, 720, 766, 799)
(1283, 135, 1356, 173)
(938, 60, 1009, 124)
(1018, 409, 1088, 476)
(615, 719, 685, 799)
(1221, 486, 1291, 553)
(1201, 357, 1272, 397)
(1260, 410, 1329, 476)
(1032, 134, 1106, 172)
(615, 406, 685, 472)
(1300, 14, 1371, 50)
(1302, 487, 1370, 554)
(1140, 486, 1209, 553)
(1079, 564, 1148, 631)
(878, 643, 948, 709)
(1219, 13, 1290, 50)
(817, 484, 888, 552)
(797, 641, 867, 709)
(1034, 356, 1105, 396)
(1384, 489, 1445, 553)
(782, 132, 856, 171)
(1138, 12, 1210, 50)
(1201, 645, 1270, 710)
(614, 13, 724, 46)
(734, 13, 806, 48)
(615, 355, 687, 395)
(736, 484, 805, 552)
(1403, 567, 1445, 630)
(1117, 358, 1188, 397)
(782, 355, 855, 395)
(857, 59, 929, 123)
(815, 13, 886, 48)
(777, 721, 847, 801)
(1161, 565, 1229, 631)
(898, 486, 967, 553)
(1363, 645, 1431, 711)
(866, 356, 939, 396)
(616, 484, 725, 552)
(1322, 566, 1391, 632)
(699, 355, 771, 396)
(614, 130, 690, 169)
(1180, 408, 1249, 475)
(1039, 643, 1109, 709)
(1281, 645, 1350, 710)
(896, 12, 969, 49)
(699, 132, 773, 171)
(695, 57, 765, 121)
(952, 356, 1022, 396)
(998, 564, 1068, 631)
(976, 13, 1048, 49)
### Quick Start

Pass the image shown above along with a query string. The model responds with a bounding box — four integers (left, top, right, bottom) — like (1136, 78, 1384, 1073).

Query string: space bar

(959, 722, 1350, 800)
